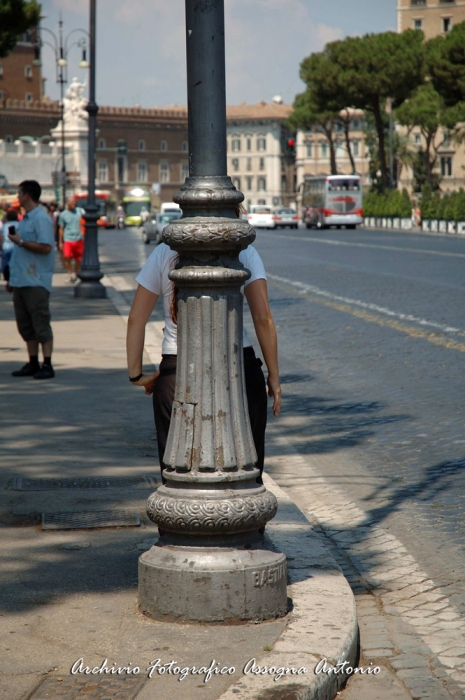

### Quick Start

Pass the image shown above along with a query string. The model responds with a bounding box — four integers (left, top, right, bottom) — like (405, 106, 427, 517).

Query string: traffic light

(286, 138, 295, 153)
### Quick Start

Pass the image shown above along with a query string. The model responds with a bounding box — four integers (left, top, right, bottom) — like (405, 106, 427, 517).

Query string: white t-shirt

(135, 242, 267, 355)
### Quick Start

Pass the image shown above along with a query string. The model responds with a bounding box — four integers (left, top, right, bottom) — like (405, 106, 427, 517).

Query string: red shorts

(63, 239, 84, 260)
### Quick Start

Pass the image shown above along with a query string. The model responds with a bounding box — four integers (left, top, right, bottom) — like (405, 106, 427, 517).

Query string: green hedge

(363, 189, 412, 218)
(420, 186, 465, 221)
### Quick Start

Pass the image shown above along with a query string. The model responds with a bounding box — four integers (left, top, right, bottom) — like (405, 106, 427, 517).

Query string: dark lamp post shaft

(74, 0, 106, 299)
(138, 0, 287, 623)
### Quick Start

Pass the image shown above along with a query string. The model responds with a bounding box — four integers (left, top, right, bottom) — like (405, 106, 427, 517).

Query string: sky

(40, 0, 396, 108)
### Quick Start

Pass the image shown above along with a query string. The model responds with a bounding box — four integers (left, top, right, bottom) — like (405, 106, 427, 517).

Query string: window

(441, 157, 452, 177)
(0, 91, 4, 100)
(258, 199, 266, 205)
(306, 143, 313, 157)
(5, 135, 13, 143)
(443, 17, 452, 32)
(414, 133, 421, 145)
(353, 140, 360, 156)
(281, 175, 287, 190)
(137, 161, 148, 182)
(139, 139, 146, 151)
(232, 137, 241, 152)
(257, 137, 266, 152)
(414, 19, 423, 30)
(98, 138, 106, 149)
(98, 161, 109, 182)
(352, 120, 360, 130)
(246, 137, 252, 151)
(232, 158, 239, 172)
(160, 161, 170, 182)
(182, 140, 188, 152)
(321, 142, 328, 158)
(259, 157, 265, 171)
(246, 157, 252, 171)
(257, 177, 266, 192)
(25, 93, 33, 102)
(25, 65, 32, 78)
(232, 177, 241, 190)
(336, 141, 345, 158)
(246, 176, 253, 191)
(160, 139, 168, 151)
(181, 163, 189, 181)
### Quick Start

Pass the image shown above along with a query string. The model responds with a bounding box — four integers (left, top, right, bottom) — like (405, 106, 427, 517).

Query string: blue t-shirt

(9, 206, 55, 291)
(58, 208, 84, 241)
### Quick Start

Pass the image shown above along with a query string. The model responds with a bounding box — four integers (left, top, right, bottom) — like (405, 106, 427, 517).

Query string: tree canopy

(427, 22, 465, 107)
(0, 1, 41, 59)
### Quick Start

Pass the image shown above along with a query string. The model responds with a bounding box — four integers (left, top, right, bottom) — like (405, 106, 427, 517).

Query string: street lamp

(34, 16, 89, 207)
(74, 0, 106, 298)
(138, 0, 287, 623)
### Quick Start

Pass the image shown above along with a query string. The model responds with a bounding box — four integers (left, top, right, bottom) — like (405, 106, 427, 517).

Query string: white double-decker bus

(302, 175, 363, 229)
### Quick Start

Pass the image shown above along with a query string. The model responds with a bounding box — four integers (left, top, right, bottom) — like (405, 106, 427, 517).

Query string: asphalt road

(99, 224, 465, 618)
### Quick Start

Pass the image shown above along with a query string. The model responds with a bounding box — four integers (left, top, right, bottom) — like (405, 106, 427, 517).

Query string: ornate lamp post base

(139, 540, 287, 623)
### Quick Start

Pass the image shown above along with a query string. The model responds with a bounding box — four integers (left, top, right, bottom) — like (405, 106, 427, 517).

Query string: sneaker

(65, 276, 74, 284)
(71, 274, 77, 283)
(12, 362, 39, 377)
(33, 365, 55, 380)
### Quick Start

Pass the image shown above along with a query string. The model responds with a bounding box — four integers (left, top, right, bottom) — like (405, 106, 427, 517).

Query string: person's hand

(59, 241, 64, 252)
(267, 375, 282, 417)
(132, 371, 160, 395)
(8, 231, 20, 245)
(5, 282, 13, 293)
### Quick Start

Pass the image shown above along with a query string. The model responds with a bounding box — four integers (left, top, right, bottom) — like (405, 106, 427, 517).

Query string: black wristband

(129, 373, 143, 382)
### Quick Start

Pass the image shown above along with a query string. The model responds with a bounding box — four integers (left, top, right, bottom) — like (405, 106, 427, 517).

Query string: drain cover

(9, 475, 157, 491)
(25, 673, 146, 699)
(42, 510, 141, 531)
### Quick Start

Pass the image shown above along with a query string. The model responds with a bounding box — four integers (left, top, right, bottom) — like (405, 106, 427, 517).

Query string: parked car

(273, 207, 299, 229)
(142, 210, 182, 244)
(247, 205, 275, 229)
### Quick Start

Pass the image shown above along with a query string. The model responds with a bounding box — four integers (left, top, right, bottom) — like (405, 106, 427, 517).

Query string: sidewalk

(0, 272, 359, 700)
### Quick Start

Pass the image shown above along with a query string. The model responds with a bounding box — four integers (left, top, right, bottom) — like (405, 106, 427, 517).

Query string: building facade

(226, 101, 296, 211)
(0, 30, 42, 103)
(397, 0, 465, 38)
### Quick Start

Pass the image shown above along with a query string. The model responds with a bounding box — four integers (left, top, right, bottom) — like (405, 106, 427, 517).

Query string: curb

(217, 474, 358, 700)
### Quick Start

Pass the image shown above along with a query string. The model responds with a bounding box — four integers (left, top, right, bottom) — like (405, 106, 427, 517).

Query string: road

(99, 224, 465, 694)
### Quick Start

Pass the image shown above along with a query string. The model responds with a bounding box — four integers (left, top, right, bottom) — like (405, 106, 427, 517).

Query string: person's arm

(58, 225, 64, 250)
(127, 284, 160, 394)
(244, 278, 282, 417)
(8, 230, 51, 254)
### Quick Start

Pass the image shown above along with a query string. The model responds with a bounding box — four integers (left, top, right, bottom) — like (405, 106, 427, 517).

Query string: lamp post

(34, 17, 89, 207)
(138, 0, 287, 623)
(74, 0, 106, 299)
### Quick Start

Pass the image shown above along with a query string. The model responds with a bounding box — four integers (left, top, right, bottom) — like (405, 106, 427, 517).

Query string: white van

(160, 202, 181, 214)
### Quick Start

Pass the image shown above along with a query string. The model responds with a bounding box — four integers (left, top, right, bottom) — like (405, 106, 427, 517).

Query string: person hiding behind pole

(126, 214, 282, 486)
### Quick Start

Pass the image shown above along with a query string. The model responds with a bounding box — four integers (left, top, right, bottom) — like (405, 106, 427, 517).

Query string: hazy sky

(40, 1, 396, 108)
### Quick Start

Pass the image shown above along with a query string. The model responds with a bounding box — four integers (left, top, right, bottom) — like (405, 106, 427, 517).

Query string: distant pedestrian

(58, 197, 85, 283)
(0, 209, 19, 281)
(8, 180, 55, 380)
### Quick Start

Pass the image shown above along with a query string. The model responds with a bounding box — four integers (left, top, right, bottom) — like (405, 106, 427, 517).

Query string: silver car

(272, 207, 299, 229)
(142, 210, 182, 244)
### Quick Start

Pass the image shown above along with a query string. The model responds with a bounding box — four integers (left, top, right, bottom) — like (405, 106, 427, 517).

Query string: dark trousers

(153, 347, 267, 484)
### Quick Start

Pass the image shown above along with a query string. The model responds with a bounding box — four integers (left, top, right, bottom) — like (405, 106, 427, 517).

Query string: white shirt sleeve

(240, 245, 267, 287)
(135, 245, 164, 295)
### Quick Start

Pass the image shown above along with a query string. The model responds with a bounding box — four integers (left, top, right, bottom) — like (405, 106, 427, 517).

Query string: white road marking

(267, 273, 465, 335)
(264, 232, 465, 259)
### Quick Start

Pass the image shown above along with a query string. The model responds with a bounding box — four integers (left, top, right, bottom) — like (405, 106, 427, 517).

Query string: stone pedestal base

(138, 541, 287, 623)
(74, 280, 106, 298)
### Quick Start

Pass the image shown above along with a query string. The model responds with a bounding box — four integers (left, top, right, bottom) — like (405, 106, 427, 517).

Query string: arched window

(160, 140, 168, 152)
(257, 136, 266, 152)
(257, 177, 266, 192)
(231, 137, 241, 152)
(137, 161, 148, 182)
(98, 161, 108, 182)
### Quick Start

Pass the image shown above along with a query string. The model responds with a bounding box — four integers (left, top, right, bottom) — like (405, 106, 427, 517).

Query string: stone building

(397, 0, 465, 38)
(0, 30, 42, 103)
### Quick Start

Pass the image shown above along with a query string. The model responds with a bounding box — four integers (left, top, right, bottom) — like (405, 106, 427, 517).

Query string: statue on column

(63, 77, 88, 127)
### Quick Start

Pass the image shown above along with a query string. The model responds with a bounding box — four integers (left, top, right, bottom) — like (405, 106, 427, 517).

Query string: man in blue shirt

(8, 180, 55, 380)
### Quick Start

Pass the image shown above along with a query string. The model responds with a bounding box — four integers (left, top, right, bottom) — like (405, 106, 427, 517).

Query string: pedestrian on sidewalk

(126, 229, 282, 485)
(7, 180, 55, 380)
(0, 209, 18, 281)
(58, 197, 85, 283)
